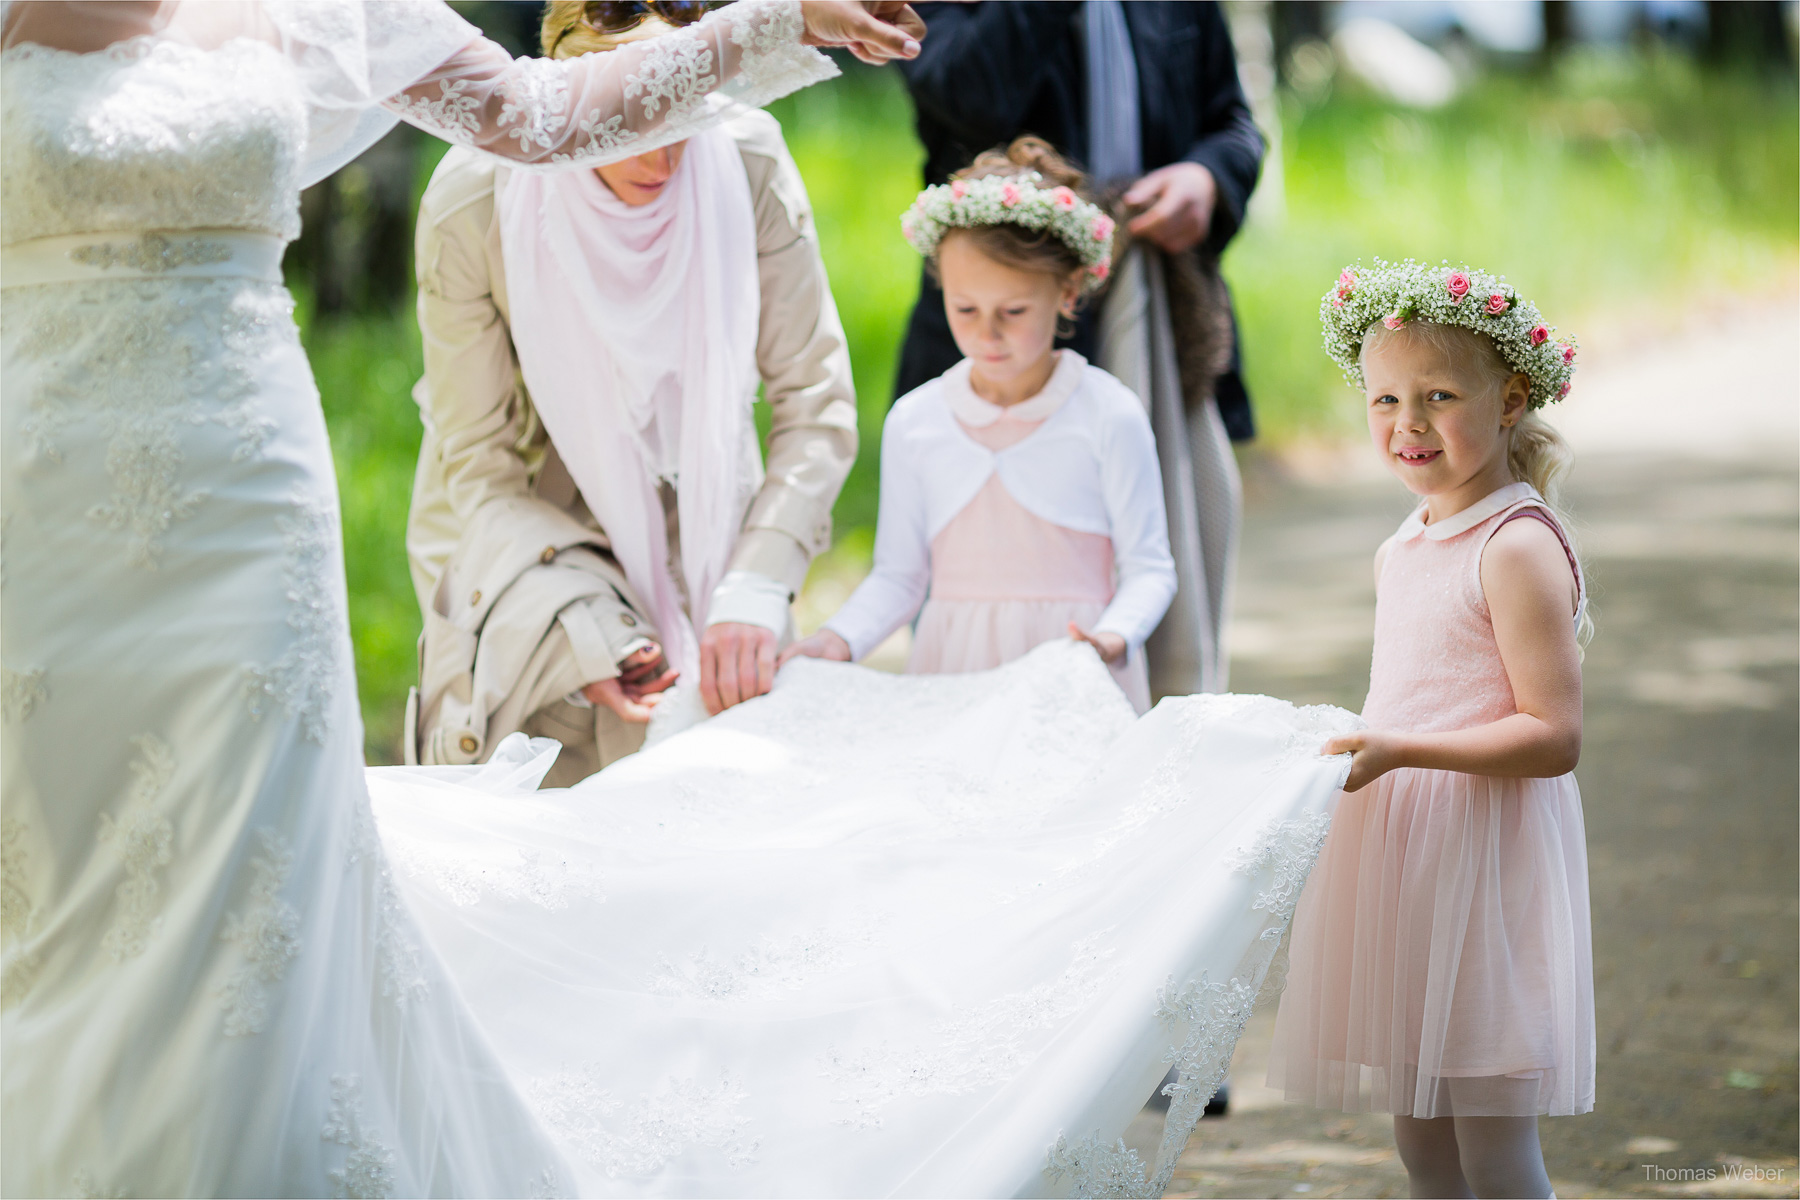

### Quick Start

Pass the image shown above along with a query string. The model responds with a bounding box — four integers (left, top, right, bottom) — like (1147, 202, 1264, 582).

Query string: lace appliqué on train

(1, 815, 41, 1007)
(821, 934, 1117, 1129)
(1229, 809, 1334, 918)
(8, 279, 290, 567)
(244, 491, 348, 743)
(218, 828, 302, 1036)
(648, 912, 882, 1005)
(524, 1067, 760, 1177)
(97, 734, 177, 961)
(1044, 1131, 1150, 1200)
(386, 838, 606, 912)
(2, 666, 48, 723)
(345, 801, 430, 1013)
(322, 1074, 396, 1200)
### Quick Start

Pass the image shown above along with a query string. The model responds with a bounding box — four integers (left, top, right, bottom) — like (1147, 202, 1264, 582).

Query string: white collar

(1396, 481, 1542, 542)
(943, 350, 1086, 427)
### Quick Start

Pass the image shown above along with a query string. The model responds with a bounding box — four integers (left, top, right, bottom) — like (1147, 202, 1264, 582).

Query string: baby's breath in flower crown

(901, 173, 1117, 295)
(1321, 259, 1577, 408)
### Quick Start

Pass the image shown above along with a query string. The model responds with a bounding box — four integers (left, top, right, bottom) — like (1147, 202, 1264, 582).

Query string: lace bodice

(2, 37, 309, 245)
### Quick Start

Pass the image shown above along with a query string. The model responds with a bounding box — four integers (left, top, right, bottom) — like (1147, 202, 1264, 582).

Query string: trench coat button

(620, 612, 637, 627)
(458, 734, 479, 755)
(540, 545, 557, 564)
(469, 589, 481, 606)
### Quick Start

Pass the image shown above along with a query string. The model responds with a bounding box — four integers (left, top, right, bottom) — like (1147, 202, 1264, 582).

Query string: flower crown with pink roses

(1321, 259, 1577, 407)
(901, 172, 1116, 295)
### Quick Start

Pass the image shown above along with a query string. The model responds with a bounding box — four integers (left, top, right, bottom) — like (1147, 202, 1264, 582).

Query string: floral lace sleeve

(386, 0, 837, 170)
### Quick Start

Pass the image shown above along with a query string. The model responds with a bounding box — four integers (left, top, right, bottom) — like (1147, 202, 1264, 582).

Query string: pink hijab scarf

(498, 127, 761, 680)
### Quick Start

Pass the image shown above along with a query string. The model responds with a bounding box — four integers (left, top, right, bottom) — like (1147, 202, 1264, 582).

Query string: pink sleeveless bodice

(1362, 483, 1584, 735)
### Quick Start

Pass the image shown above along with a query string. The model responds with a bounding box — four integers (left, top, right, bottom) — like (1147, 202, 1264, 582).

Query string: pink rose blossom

(1382, 312, 1405, 330)
(1337, 269, 1357, 291)
(1090, 260, 1111, 281)
(1051, 186, 1077, 210)
(1484, 292, 1509, 316)
(950, 180, 968, 200)
(1530, 324, 1549, 346)
(1446, 271, 1471, 302)
(1557, 382, 1571, 400)
(1561, 343, 1577, 364)
(1000, 183, 1021, 208)
(1092, 214, 1115, 241)
(1331, 297, 1345, 309)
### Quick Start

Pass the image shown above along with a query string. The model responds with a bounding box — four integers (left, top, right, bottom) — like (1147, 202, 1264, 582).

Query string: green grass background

(301, 54, 1798, 761)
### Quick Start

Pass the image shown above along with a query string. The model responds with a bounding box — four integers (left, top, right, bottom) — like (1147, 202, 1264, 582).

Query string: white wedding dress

(0, 3, 1356, 1196)
(369, 643, 1357, 1197)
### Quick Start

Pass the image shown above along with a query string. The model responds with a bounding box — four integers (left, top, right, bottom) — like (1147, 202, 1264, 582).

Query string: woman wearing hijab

(406, 2, 858, 785)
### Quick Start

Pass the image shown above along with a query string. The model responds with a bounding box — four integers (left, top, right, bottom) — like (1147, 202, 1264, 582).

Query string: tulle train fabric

(369, 642, 1360, 1197)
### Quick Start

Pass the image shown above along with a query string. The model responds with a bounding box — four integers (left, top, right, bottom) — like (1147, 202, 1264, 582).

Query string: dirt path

(1144, 297, 1799, 1199)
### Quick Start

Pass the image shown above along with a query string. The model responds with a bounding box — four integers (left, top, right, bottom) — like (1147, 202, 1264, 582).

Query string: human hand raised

(1068, 622, 1127, 665)
(1320, 729, 1403, 793)
(776, 629, 852, 670)
(699, 621, 779, 715)
(1123, 162, 1218, 255)
(800, 1, 925, 65)
(582, 641, 678, 724)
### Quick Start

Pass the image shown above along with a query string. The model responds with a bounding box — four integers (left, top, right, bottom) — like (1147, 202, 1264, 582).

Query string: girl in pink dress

(1270, 262, 1595, 1198)
(782, 139, 1176, 710)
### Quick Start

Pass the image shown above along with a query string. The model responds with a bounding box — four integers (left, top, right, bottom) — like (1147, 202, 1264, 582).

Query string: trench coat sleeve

(724, 111, 859, 601)
(411, 150, 651, 681)
(1177, 3, 1264, 255)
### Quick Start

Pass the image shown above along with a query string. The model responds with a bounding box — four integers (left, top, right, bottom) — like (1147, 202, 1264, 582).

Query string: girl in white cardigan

(783, 139, 1176, 710)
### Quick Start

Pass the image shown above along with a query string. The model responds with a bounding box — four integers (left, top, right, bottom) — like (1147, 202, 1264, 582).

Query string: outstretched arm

(389, 1, 921, 171)
(1326, 518, 1583, 791)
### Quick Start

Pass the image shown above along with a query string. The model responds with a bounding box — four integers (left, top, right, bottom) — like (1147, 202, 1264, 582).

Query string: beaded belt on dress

(0, 229, 284, 288)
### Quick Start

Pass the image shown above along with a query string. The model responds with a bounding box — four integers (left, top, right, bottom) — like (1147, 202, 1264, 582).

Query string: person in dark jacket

(892, 0, 1262, 441)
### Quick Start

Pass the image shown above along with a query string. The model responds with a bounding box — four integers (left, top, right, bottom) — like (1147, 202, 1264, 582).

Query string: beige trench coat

(404, 110, 856, 785)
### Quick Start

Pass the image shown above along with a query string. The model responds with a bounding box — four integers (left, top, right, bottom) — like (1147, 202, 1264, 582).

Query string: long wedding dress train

(368, 642, 1358, 1197)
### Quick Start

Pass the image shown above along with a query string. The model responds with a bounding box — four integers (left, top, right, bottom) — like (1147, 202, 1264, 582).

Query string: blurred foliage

(1232, 47, 1799, 439)
(302, 53, 1797, 760)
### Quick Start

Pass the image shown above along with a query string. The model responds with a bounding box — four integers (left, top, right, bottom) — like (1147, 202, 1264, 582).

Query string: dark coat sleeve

(1178, 3, 1264, 254)
(898, 2, 1074, 155)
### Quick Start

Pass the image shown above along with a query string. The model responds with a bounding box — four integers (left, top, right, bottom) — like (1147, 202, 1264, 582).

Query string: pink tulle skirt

(908, 596, 1151, 713)
(1267, 766, 1596, 1117)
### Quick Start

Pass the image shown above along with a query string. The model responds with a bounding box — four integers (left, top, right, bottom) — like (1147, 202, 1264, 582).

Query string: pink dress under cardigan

(825, 352, 1176, 712)
(1267, 482, 1597, 1118)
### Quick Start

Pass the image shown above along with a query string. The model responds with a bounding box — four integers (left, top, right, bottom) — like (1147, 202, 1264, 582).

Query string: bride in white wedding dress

(0, 1, 1357, 1195)
(0, 2, 916, 1194)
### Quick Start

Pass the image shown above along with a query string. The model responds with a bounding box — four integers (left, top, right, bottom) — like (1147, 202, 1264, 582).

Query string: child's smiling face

(938, 232, 1080, 403)
(1360, 324, 1531, 514)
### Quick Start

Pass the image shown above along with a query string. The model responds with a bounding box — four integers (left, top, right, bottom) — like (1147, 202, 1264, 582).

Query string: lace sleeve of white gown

(259, 0, 485, 187)
(1091, 395, 1180, 649)
(384, 0, 837, 174)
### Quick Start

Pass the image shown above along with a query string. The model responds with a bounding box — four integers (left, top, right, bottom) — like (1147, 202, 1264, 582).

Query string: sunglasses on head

(571, 0, 715, 37)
